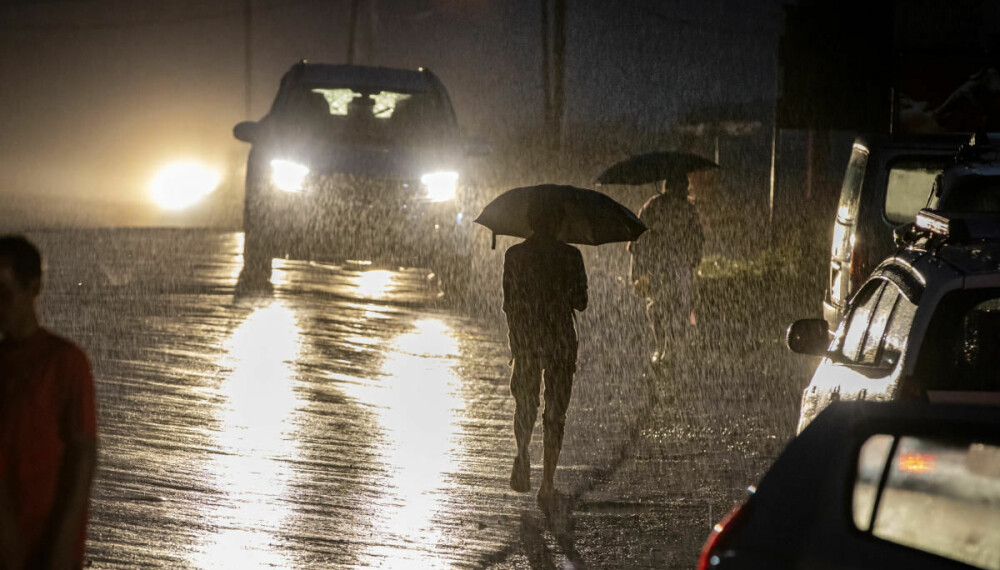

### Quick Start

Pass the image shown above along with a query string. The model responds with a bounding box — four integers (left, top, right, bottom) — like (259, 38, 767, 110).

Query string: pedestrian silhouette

(0, 235, 98, 569)
(502, 197, 588, 505)
(628, 171, 704, 363)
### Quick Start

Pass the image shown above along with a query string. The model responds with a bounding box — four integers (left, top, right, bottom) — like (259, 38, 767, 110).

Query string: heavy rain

(2, 1, 1000, 569)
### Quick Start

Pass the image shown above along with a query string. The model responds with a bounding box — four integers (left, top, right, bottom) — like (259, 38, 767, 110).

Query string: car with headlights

(699, 401, 1000, 570)
(789, 209, 1000, 433)
(233, 61, 484, 288)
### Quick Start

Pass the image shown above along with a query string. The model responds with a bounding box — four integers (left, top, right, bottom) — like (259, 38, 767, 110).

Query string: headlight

(150, 161, 221, 210)
(421, 171, 459, 202)
(270, 159, 310, 192)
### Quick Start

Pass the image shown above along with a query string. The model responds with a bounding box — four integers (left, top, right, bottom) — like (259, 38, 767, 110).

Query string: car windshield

(918, 289, 1000, 392)
(276, 85, 450, 145)
(884, 158, 948, 224)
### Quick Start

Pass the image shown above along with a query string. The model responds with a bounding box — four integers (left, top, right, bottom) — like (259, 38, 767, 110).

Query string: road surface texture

(28, 229, 805, 568)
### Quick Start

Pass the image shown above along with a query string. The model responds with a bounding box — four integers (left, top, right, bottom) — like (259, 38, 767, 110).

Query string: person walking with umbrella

(630, 170, 703, 362)
(476, 185, 645, 506)
(597, 152, 715, 363)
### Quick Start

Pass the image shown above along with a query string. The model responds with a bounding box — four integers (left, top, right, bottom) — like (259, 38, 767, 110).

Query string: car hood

(266, 140, 463, 180)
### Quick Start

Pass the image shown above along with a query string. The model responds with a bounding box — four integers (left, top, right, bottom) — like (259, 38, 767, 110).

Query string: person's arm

(502, 250, 513, 315)
(569, 249, 588, 312)
(43, 437, 95, 570)
(43, 348, 97, 570)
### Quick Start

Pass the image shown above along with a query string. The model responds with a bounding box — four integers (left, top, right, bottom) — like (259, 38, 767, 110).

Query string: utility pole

(551, 0, 566, 151)
(540, 0, 552, 146)
(347, 0, 362, 64)
(244, 0, 252, 119)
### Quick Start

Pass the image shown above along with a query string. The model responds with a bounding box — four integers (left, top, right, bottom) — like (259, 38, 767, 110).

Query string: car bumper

(248, 177, 473, 262)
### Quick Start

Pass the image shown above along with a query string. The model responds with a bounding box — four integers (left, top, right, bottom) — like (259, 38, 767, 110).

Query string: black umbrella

(475, 184, 646, 247)
(596, 151, 719, 186)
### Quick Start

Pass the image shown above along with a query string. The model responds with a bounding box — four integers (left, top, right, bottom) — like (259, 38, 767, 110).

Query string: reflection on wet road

(31, 229, 649, 568)
(341, 318, 464, 567)
(195, 302, 304, 568)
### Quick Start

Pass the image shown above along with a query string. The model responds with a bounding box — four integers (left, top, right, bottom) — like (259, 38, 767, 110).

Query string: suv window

(879, 293, 917, 369)
(840, 282, 885, 362)
(853, 434, 1000, 570)
(884, 158, 947, 224)
(860, 286, 898, 364)
(841, 280, 915, 369)
(918, 289, 1000, 392)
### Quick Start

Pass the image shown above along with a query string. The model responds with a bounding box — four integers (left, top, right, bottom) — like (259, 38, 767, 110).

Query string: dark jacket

(503, 236, 588, 357)
(629, 192, 703, 283)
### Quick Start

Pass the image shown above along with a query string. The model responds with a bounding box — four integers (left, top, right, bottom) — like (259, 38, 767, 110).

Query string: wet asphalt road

(30, 229, 654, 568)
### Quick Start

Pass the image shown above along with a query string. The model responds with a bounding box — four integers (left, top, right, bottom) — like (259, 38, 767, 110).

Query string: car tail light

(697, 503, 751, 570)
(898, 453, 936, 474)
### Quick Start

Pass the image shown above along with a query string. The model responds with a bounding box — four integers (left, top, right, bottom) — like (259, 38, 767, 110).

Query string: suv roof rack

(914, 209, 1000, 241)
(954, 131, 1000, 164)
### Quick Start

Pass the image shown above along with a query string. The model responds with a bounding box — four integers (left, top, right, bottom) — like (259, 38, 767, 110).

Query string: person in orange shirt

(0, 235, 97, 570)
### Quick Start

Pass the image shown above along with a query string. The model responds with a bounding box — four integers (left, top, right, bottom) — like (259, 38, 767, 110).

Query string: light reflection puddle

(191, 302, 304, 569)
(339, 318, 466, 567)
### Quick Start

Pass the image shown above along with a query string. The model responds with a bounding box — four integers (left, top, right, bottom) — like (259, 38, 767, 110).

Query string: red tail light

(697, 503, 750, 570)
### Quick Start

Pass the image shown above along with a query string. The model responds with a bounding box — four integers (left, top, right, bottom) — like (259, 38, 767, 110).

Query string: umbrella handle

(492, 232, 497, 250)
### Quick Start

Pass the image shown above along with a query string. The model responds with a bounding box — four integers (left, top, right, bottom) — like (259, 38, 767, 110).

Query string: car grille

(303, 173, 422, 210)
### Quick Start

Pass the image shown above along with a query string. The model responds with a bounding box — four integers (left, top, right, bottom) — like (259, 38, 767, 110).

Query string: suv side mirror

(787, 319, 830, 355)
(234, 121, 259, 143)
(464, 137, 492, 158)
(893, 223, 917, 248)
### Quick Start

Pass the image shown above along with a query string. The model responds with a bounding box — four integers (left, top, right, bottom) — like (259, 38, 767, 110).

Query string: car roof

(287, 63, 434, 93)
(853, 132, 973, 152)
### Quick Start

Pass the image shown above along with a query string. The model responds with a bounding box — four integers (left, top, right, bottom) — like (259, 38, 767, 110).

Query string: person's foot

(536, 485, 564, 510)
(235, 269, 274, 297)
(510, 455, 530, 492)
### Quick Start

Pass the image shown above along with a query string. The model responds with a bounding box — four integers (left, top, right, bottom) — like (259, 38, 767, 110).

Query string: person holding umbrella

(476, 184, 645, 505)
(597, 152, 715, 363)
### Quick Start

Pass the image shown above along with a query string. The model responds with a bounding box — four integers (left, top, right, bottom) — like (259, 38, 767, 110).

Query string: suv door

(799, 279, 918, 432)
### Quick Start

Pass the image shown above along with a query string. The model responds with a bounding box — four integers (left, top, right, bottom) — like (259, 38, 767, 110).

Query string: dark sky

(0, 0, 783, 226)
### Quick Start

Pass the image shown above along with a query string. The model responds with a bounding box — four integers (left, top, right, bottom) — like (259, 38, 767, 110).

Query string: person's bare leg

(646, 297, 663, 362)
(539, 362, 574, 499)
(511, 357, 541, 492)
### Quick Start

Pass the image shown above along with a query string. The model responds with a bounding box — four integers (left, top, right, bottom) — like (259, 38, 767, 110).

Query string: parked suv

(233, 61, 483, 287)
(823, 133, 969, 330)
(790, 209, 1000, 432)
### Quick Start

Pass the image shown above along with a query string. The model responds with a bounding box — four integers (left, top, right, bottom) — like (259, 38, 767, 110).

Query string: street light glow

(150, 161, 221, 210)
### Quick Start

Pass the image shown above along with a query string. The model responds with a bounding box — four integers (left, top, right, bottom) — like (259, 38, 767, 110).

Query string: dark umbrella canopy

(474, 184, 646, 246)
(596, 151, 719, 186)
